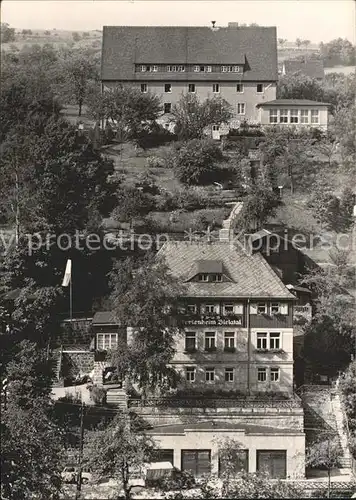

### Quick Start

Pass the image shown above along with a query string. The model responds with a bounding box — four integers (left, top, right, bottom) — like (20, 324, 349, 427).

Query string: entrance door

(257, 450, 286, 479)
(212, 125, 220, 140)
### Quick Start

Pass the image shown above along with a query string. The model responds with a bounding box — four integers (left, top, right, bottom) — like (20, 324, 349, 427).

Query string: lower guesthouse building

(90, 240, 305, 479)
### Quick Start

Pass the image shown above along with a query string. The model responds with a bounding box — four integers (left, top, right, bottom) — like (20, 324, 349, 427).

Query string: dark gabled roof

(257, 99, 331, 107)
(147, 420, 302, 435)
(92, 311, 118, 325)
(157, 241, 295, 299)
(284, 59, 324, 79)
(101, 25, 278, 82)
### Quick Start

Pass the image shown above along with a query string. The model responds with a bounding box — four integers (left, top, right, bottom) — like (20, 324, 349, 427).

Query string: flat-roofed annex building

(101, 23, 278, 128)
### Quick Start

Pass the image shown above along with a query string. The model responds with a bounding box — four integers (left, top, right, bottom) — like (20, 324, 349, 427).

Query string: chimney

(228, 22, 239, 28)
(211, 20, 216, 28)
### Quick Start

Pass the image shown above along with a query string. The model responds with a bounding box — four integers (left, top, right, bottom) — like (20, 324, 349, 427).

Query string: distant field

(324, 65, 355, 75)
(2, 29, 102, 52)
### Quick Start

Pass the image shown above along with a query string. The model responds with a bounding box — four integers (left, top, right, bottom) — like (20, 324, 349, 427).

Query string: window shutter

(250, 303, 258, 314)
(214, 304, 220, 314)
(280, 304, 288, 315)
(234, 304, 244, 315)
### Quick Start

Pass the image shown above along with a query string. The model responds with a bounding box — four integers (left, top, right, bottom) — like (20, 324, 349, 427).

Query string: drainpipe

(247, 297, 251, 395)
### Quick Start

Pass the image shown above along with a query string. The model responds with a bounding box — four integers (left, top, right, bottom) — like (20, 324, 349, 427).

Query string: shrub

(146, 156, 166, 169)
(135, 123, 177, 149)
(168, 139, 225, 185)
(89, 385, 107, 405)
(157, 468, 196, 491)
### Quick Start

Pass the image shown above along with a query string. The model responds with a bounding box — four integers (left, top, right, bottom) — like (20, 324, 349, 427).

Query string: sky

(1, 0, 355, 44)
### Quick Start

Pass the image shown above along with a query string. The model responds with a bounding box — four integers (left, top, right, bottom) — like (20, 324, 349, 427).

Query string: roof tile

(157, 241, 294, 299)
(102, 25, 278, 82)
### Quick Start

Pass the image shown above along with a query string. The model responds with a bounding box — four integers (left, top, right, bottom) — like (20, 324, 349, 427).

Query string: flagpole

(70, 275, 73, 323)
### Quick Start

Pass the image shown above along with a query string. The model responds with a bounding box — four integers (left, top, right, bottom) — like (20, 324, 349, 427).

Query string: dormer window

(211, 274, 222, 282)
(198, 274, 209, 282)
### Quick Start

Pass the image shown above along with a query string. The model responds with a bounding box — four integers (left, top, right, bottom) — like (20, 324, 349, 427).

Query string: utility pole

(75, 401, 85, 500)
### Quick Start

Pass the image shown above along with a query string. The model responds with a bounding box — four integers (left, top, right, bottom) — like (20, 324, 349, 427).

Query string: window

(152, 65, 158, 72)
(140, 83, 147, 93)
(270, 367, 280, 382)
(182, 450, 211, 477)
(223, 304, 234, 316)
(188, 83, 196, 93)
(187, 304, 197, 314)
(205, 367, 215, 381)
(203, 304, 216, 314)
(185, 332, 196, 352)
(167, 65, 185, 72)
(194, 66, 200, 72)
(206, 66, 212, 72)
(205, 332, 216, 351)
(257, 332, 268, 350)
(271, 303, 280, 314)
(290, 109, 299, 123)
(257, 303, 267, 314)
(301, 109, 309, 124)
(211, 274, 222, 282)
(269, 332, 281, 350)
(153, 449, 174, 464)
(257, 83, 264, 93)
(279, 109, 288, 123)
(212, 125, 220, 131)
(269, 109, 278, 123)
(225, 367, 234, 382)
(200, 65, 205, 72)
(219, 450, 248, 476)
(186, 366, 196, 382)
(198, 274, 209, 282)
(213, 83, 220, 93)
(236, 83, 244, 93)
(237, 103, 245, 115)
(97, 333, 118, 350)
(141, 65, 148, 72)
(257, 367, 267, 382)
(224, 332, 235, 350)
(257, 450, 286, 479)
(222, 65, 241, 73)
(164, 83, 172, 93)
(311, 109, 319, 124)
(164, 103, 172, 113)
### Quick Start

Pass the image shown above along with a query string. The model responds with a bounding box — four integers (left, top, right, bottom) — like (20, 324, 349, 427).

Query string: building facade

(257, 99, 330, 131)
(101, 24, 278, 128)
(157, 240, 296, 394)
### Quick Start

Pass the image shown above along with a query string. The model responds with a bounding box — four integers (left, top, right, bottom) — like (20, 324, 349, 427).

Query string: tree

(72, 31, 81, 42)
(172, 94, 233, 140)
(1, 341, 64, 500)
(278, 38, 287, 48)
(87, 85, 162, 140)
(168, 139, 226, 185)
(302, 39, 311, 50)
(109, 254, 184, 395)
(85, 413, 155, 500)
(277, 73, 327, 103)
(339, 361, 356, 458)
(237, 185, 279, 231)
(259, 127, 315, 194)
(306, 438, 341, 497)
(61, 49, 99, 116)
(295, 38, 302, 50)
(1, 23, 15, 43)
(332, 104, 356, 171)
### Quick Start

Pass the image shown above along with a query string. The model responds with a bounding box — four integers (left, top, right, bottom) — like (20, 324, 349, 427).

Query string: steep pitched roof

(257, 99, 331, 107)
(157, 241, 294, 299)
(101, 25, 278, 82)
(284, 59, 324, 79)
